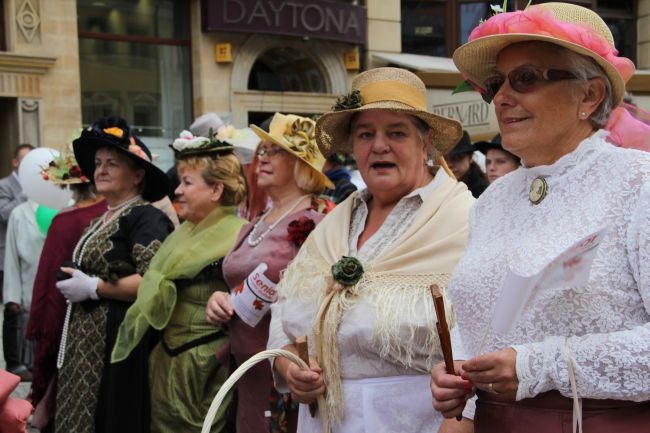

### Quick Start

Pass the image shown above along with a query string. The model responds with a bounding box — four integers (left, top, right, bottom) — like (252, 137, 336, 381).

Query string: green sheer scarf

(111, 206, 245, 363)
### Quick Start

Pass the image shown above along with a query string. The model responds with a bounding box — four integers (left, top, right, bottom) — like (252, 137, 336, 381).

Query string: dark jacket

(460, 162, 489, 198)
(323, 168, 357, 204)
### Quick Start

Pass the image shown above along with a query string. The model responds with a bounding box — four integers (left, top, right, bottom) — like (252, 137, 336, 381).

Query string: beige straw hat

(251, 113, 335, 190)
(452, 2, 634, 107)
(316, 67, 463, 156)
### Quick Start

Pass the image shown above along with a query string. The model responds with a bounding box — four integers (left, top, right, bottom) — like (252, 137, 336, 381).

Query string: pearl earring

(580, 112, 587, 119)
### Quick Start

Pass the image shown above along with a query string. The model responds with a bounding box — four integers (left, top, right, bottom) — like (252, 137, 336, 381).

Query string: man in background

(0, 144, 34, 300)
(0, 144, 34, 381)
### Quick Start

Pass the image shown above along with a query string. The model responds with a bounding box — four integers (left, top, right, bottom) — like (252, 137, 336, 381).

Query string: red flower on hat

(287, 216, 316, 248)
(128, 143, 150, 162)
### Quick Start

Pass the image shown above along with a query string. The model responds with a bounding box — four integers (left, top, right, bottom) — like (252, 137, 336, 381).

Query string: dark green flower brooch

(332, 90, 363, 112)
(331, 256, 364, 286)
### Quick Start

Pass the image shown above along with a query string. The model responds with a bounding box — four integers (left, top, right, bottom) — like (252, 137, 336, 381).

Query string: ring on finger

(488, 382, 500, 394)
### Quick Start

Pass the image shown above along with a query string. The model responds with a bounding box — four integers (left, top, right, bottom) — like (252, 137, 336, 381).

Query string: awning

(372, 52, 459, 72)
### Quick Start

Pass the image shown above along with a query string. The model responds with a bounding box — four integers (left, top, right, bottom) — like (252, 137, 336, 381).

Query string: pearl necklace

(247, 195, 310, 247)
(72, 195, 142, 264)
(58, 194, 141, 370)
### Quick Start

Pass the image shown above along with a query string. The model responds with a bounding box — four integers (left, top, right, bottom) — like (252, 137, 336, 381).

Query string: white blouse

(449, 130, 650, 402)
(268, 170, 457, 384)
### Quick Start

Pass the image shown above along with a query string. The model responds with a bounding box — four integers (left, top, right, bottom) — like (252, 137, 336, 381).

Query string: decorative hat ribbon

(469, 7, 635, 83)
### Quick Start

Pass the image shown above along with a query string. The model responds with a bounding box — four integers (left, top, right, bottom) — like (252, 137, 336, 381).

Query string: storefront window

(249, 47, 328, 93)
(401, 0, 448, 57)
(402, 0, 637, 61)
(77, 0, 191, 169)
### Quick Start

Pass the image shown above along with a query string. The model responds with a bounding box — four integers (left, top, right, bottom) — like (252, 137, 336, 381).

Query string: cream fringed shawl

(276, 177, 474, 425)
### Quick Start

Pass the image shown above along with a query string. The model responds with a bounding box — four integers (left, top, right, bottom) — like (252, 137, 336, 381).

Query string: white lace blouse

(449, 130, 650, 402)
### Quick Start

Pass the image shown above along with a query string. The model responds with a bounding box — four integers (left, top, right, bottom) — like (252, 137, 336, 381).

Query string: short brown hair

(177, 153, 246, 206)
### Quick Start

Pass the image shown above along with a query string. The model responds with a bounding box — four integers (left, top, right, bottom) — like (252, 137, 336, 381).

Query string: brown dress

(475, 390, 650, 433)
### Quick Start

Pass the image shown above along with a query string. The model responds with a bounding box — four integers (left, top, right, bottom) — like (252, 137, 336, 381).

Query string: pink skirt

(474, 390, 650, 433)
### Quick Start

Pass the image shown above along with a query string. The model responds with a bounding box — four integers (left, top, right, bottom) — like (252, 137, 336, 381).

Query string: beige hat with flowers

(316, 67, 463, 156)
(251, 113, 335, 190)
(452, 2, 635, 107)
(41, 149, 89, 185)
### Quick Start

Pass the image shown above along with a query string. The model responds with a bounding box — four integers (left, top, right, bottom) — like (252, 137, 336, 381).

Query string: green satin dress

(149, 271, 232, 433)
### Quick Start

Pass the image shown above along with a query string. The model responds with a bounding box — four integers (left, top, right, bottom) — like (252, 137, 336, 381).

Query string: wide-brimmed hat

(316, 67, 463, 156)
(446, 131, 475, 156)
(251, 113, 335, 189)
(452, 2, 635, 107)
(73, 116, 170, 202)
(474, 134, 503, 154)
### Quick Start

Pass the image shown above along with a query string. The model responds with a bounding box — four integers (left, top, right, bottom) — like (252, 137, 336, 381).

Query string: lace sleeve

(513, 182, 650, 402)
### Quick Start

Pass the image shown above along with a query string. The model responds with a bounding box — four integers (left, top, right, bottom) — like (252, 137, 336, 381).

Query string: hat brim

(452, 33, 625, 107)
(474, 141, 502, 155)
(73, 136, 170, 202)
(315, 103, 463, 157)
(250, 124, 335, 190)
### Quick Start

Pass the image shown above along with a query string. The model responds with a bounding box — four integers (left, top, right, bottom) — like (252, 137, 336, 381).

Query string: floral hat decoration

(73, 116, 170, 202)
(250, 113, 335, 190)
(41, 148, 89, 185)
(452, 2, 635, 107)
(170, 124, 241, 158)
(315, 67, 463, 157)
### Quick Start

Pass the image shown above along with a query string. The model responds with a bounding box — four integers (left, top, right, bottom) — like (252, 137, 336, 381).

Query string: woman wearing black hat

(444, 131, 489, 198)
(474, 134, 521, 183)
(54, 117, 174, 433)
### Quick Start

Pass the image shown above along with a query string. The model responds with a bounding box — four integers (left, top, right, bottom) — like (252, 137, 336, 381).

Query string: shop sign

(431, 99, 491, 128)
(201, 0, 366, 45)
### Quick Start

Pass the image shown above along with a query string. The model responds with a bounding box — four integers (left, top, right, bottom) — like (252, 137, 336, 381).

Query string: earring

(580, 111, 587, 119)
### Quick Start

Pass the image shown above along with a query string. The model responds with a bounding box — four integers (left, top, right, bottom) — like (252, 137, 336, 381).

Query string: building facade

(1, 0, 649, 175)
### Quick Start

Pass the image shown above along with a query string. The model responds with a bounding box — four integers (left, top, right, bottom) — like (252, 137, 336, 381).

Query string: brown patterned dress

(55, 200, 173, 433)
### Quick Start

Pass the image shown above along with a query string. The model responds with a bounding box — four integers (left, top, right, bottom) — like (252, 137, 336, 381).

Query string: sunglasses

(256, 146, 285, 158)
(482, 66, 577, 104)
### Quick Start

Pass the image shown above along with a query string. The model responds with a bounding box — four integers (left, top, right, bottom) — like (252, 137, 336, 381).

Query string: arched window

(248, 47, 328, 93)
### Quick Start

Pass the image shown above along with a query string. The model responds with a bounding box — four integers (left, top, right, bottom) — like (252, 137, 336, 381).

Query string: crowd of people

(0, 2, 649, 433)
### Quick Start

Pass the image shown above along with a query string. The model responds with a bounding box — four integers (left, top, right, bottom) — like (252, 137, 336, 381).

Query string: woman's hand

(461, 348, 518, 400)
(205, 291, 233, 325)
(438, 417, 474, 433)
(277, 355, 325, 404)
(431, 360, 473, 419)
(56, 267, 100, 302)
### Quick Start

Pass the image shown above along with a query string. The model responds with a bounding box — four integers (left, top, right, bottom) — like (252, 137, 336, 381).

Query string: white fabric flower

(216, 124, 235, 142)
(172, 130, 209, 151)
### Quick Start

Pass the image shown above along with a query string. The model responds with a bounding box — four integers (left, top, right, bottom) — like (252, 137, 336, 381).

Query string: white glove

(56, 269, 100, 303)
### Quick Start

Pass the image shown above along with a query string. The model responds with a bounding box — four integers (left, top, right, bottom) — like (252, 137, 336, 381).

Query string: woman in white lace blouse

(267, 67, 475, 433)
(431, 3, 650, 432)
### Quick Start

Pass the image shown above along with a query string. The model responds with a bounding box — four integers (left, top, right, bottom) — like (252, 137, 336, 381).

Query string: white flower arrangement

(172, 130, 210, 151)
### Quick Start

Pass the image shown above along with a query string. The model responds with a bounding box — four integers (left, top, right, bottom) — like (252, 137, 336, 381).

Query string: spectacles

(482, 66, 577, 104)
(256, 146, 285, 158)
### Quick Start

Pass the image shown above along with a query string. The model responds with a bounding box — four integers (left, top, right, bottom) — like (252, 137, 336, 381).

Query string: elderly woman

(474, 134, 520, 183)
(205, 113, 334, 433)
(111, 128, 247, 432)
(26, 151, 106, 433)
(266, 67, 474, 432)
(431, 3, 650, 433)
(55, 117, 174, 433)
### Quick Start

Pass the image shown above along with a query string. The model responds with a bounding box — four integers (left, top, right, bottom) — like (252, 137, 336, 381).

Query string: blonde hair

(294, 158, 328, 194)
(177, 153, 246, 206)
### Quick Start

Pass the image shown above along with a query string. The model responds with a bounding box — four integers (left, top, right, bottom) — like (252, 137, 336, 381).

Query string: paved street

(0, 308, 38, 432)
